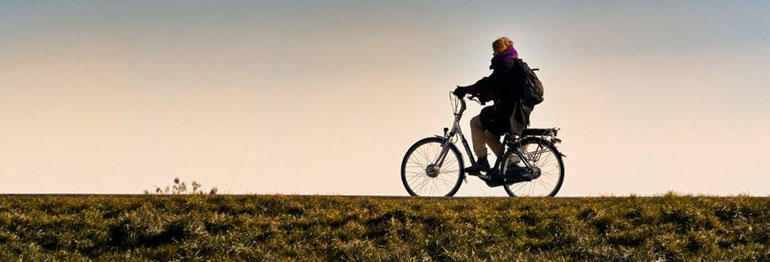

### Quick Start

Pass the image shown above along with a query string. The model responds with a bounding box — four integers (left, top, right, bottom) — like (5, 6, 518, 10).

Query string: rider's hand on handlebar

(453, 86, 468, 97)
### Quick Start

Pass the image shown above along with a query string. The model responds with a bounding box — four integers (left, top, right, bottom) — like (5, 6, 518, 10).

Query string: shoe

(464, 156, 490, 173)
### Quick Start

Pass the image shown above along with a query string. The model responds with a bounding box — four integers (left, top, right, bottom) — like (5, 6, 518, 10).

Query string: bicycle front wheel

(502, 137, 564, 197)
(400, 137, 464, 197)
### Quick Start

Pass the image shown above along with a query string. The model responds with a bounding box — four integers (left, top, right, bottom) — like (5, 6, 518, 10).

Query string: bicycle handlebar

(451, 91, 487, 116)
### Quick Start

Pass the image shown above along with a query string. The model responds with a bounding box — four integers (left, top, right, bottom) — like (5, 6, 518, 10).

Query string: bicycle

(400, 92, 565, 197)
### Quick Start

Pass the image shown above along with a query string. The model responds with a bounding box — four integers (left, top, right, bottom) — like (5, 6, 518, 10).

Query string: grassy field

(1, 194, 769, 261)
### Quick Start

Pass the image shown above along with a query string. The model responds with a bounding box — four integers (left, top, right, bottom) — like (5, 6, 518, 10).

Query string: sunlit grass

(1, 194, 769, 261)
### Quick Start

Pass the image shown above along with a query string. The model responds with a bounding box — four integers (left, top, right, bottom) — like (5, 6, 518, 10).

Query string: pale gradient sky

(1, 1, 769, 196)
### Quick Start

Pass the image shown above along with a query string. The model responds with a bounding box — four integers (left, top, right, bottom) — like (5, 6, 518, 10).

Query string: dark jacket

(467, 58, 532, 136)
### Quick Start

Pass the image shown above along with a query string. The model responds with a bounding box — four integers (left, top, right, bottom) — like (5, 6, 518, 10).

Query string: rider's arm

(469, 78, 488, 95)
(467, 69, 503, 102)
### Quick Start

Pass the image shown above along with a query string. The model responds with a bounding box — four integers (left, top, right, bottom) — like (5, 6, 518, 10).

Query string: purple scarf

(490, 46, 518, 66)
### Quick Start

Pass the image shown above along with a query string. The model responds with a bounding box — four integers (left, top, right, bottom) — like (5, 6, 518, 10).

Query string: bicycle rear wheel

(400, 137, 464, 197)
(502, 137, 564, 197)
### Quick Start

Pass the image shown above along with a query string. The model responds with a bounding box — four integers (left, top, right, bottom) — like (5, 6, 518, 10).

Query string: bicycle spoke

(514, 183, 525, 192)
(519, 177, 538, 195)
(406, 172, 425, 177)
(515, 183, 525, 192)
(414, 177, 430, 192)
(436, 175, 451, 188)
(527, 181, 533, 196)
(538, 153, 554, 167)
(408, 159, 426, 167)
(431, 143, 440, 163)
(441, 174, 455, 186)
(407, 176, 422, 187)
(526, 182, 535, 196)
(529, 181, 536, 196)
(442, 157, 458, 168)
(430, 179, 439, 196)
(417, 148, 431, 165)
(530, 180, 541, 195)
(540, 167, 559, 176)
(537, 180, 550, 195)
(407, 172, 425, 182)
(431, 144, 441, 164)
(538, 173, 556, 183)
(421, 147, 434, 165)
(411, 176, 431, 188)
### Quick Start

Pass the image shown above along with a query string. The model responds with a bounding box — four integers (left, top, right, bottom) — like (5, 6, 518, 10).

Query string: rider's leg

(470, 115, 488, 158)
(466, 115, 491, 172)
(484, 130, 522, 167)
(495, 133, 522, 165)
(484, 130, 502, 158)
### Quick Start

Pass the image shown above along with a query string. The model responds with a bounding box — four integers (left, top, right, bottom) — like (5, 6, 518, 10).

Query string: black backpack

(515, 59, 544, 106)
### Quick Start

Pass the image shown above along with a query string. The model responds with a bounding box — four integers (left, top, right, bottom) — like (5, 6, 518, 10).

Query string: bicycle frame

(433, 95, 536, 175)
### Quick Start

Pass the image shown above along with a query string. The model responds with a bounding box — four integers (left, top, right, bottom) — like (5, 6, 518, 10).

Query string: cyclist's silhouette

(453, 37, 533, 173)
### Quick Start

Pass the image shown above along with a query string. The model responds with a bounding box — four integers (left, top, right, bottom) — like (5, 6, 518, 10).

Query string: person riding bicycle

(453, 37, 533, 173)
